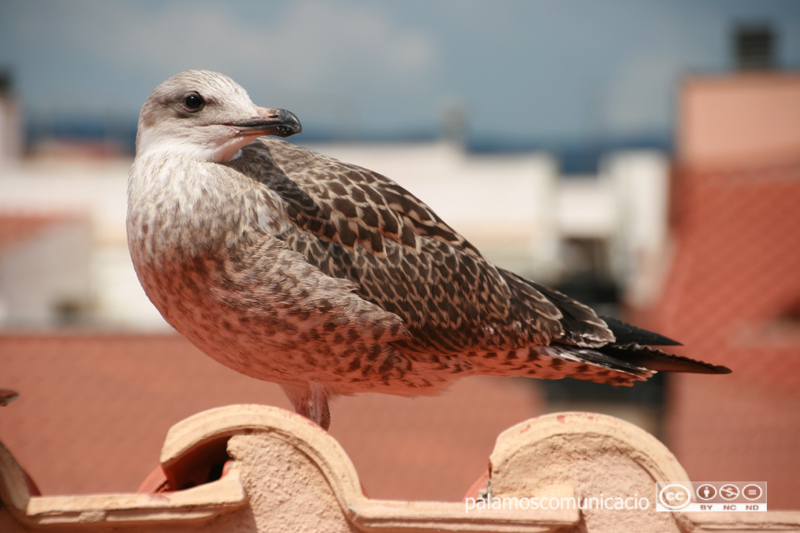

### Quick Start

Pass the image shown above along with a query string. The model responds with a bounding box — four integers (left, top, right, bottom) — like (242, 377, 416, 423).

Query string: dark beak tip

(232, 108, 301, 138)
(284, 112, 302, 136)
(277, 113, 302, 137)
(275, 123, 302, 138)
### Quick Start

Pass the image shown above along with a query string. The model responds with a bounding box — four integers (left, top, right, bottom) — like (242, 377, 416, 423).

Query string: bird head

(135, 70, 301, 162)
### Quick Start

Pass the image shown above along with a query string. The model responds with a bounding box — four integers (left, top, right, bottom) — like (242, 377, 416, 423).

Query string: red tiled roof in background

(657, 160, 800, 510)
(0, 333, 542, 501)
(641, 72, 800, 510)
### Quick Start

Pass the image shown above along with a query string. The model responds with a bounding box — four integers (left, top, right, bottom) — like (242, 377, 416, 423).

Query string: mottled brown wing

(282, 226, 565, 356)
(236, 138, 482, 258)
(226, 138, 612, 355)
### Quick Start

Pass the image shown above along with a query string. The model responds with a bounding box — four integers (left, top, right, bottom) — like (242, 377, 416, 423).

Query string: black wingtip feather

(598, 343, 731, 374)
(600, 316, 683, 346)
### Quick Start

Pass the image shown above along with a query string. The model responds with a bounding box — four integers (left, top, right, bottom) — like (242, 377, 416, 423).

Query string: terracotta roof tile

(644, 159, 800, 509)
(0, 333, 542, 501)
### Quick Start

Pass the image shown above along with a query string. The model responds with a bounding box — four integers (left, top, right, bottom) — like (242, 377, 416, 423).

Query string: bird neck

(127, 151, 269, 265)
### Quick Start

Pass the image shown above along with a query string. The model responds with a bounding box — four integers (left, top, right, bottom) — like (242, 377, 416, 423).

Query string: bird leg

(281, 383, 331, 430)
(310, 383, 331, 431)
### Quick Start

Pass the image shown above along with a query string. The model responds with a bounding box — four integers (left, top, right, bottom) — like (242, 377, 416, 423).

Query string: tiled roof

(645, 158, 800, 510)
(0, 332, 542, 501)
(663, 159, 800, 390)
(4, 406, 798, 531)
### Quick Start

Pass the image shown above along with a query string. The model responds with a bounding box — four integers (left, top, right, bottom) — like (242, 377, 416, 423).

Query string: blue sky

(1, 0, 798, 148)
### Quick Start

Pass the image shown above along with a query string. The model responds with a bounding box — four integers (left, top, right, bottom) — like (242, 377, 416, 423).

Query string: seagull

(127, 70, 730, 430)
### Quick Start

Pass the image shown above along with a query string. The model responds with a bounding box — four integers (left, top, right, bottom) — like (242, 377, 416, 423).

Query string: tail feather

(502, 274, 731, 379)
(596, 342, 732, 375)
(558, 346, 651, 376)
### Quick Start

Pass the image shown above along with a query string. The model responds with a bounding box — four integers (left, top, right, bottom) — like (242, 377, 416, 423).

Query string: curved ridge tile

(3, 406, 799, 532)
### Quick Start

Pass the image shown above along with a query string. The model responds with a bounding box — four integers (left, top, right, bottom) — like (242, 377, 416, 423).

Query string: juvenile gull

(127, 70, 730, 430)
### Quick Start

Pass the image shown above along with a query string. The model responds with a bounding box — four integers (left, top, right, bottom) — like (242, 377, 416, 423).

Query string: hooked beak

(228, 107, 302, 138)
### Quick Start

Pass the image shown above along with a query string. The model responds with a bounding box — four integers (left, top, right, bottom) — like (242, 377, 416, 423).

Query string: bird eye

(182, 93, 205, 112)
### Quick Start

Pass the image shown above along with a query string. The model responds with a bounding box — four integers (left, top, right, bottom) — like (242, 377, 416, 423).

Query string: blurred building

(0, 212, 92, 325)
(638, 71, 800, 509)
(0, 158, 164, 328)
(0, 71, 22, 168)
